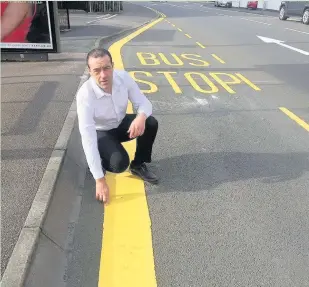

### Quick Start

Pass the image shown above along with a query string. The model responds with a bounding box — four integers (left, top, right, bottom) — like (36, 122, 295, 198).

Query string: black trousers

(97, 114, 158, 173)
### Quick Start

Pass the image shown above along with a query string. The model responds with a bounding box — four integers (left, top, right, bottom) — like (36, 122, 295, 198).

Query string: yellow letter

(184, 72, 218, 94)
(157, 71, 182, 94)
(136, 52, 160, 65)
(158, 53, 184, 66)
(129, 71, 158, 94)
(209, 73, 241, 94)
(181, 54, 209, 67)
(235, 73, 261, 91)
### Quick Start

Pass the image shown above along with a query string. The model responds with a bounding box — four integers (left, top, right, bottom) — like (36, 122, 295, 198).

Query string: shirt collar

(90, 72, 120, 99)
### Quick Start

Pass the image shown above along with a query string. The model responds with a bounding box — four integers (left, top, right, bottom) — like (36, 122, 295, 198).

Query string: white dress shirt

(76, 69, 152, 180)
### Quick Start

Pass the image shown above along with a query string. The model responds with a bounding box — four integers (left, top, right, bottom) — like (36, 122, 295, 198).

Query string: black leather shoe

(130, 163, 159, 184)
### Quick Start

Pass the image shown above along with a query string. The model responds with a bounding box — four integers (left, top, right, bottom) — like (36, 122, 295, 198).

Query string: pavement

(0, 2, 157, 279)
(60, 1, 309, 287)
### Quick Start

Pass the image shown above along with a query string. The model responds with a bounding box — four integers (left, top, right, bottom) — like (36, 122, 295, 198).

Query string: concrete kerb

(1, 9, 160, 287)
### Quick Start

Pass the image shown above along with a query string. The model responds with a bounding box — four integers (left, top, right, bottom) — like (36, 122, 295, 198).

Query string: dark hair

(86, 48, 113, 66)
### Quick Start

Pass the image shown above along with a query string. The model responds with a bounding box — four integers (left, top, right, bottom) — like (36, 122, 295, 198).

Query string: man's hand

(128, 113, 147, 139)
(96, 178, 109, 204)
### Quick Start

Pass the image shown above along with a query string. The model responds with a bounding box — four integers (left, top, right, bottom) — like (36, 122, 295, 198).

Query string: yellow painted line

(279, 107, 309, 132)
(177, 27, 183, 32)
(145, 6, 166, 18)
(196, 41, 206, 48)
(157, 71, 182, 94)
(98, 9, 165, 287)
(185, 33, 192, 38)
(171, 23, 176, 27)
(211, 54, 225, 64)
(235, 73, 261, 91)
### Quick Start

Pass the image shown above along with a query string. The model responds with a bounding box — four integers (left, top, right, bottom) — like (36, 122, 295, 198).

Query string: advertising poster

(0, 1, 58, 53)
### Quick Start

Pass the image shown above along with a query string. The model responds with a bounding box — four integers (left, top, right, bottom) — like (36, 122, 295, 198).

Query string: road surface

(61, 2, 309, 286)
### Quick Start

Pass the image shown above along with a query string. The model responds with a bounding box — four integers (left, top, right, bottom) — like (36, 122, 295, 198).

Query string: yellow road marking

(211, 54, 225, 64)
(235, 73, 261, 91)
(172, 23, 176, 27)
(196, 41, 206, 48)
(145, 6, 166, 18)
(98, 10, 165, 287)
(279, 107, 309, 132)
(185, 72, 218, 94)
(129, 71, 159, 94)
(178, 28, 183, 32)
(185, 33, 192, 38)
(158, 71, 182, 94)
(209, 72, 241, 94)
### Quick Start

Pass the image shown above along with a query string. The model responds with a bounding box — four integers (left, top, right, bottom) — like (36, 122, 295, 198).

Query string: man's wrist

(96, 177, 106, 184)
(137, 112, 147, 120)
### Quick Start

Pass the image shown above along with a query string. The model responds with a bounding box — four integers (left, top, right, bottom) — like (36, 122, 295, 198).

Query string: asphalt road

(66, 2, 309, 286)
(0, 2, 156, 278)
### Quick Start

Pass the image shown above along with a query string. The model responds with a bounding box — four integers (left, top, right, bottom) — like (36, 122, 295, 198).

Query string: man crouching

(76, 48, 159, 204)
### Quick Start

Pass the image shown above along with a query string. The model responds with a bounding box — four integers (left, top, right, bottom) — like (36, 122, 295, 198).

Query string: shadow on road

(153, 151, 309, 192)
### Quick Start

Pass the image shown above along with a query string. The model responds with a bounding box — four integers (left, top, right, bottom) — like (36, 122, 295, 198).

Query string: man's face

(88, 55, 114, 91)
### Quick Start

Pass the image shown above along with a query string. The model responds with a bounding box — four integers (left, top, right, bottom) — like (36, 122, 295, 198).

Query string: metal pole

(52, 1, 61, 53)
(66, 8, 70, 29)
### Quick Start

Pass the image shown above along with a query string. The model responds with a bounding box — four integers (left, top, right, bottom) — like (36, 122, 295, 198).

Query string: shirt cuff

(138, 109, 151, 118)
(92, 169, 105, 180)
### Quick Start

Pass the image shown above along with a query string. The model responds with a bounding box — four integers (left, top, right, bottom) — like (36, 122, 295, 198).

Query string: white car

(214, 0, 232, 7)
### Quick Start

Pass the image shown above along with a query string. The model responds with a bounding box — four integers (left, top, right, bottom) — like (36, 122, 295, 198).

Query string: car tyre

(302, 8, 309, 24)
(279, 6, 288, 20)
